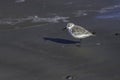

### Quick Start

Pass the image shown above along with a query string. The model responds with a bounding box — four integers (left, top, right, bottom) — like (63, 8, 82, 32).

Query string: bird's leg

(76, 39, 82, 47)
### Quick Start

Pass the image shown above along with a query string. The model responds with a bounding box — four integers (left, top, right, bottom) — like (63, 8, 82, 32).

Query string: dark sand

(0, 0, 120, 80)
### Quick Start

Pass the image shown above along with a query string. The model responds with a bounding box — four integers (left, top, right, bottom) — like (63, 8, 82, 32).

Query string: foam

(99, 4, 120, 13)
(0, 15, 70, 25)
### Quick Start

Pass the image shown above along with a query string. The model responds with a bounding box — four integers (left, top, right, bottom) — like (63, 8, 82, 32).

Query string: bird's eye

(70, 24, 73, 27)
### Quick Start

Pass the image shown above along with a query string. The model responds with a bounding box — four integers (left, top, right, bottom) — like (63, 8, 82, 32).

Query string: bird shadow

(43, 37, 80, 44)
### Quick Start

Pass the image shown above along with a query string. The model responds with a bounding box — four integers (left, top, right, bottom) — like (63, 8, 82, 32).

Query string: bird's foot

(75, 43, 81, 47)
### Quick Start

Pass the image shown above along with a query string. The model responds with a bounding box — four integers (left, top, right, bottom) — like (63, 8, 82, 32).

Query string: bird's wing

(70, 25, 89, 35)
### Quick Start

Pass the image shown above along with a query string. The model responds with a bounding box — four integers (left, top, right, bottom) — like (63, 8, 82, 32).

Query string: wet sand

(0, 21, 119, 80)
(0, 0, 120, 80)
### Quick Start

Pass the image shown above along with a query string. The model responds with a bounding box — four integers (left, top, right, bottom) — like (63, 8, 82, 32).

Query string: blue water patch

(96, 13, 120, 19)
(96, 8, 120, 20)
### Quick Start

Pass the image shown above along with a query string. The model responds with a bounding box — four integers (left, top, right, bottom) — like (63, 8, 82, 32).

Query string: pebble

(115, 33, 120, 36)
(66, 75, 73, 80)
(96, 43, 101, 46)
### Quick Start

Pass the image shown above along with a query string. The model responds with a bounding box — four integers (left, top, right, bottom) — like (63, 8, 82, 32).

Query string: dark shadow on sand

(43, 37, 80, 44)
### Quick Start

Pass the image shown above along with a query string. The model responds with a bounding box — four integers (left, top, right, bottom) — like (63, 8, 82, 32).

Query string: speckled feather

(70, 25, 91, 36)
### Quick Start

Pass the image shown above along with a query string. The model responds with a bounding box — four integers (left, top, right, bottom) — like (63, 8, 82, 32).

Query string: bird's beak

(62, 27, 67, 31)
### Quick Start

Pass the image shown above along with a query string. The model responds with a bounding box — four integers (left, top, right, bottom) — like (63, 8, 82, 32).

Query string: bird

(64, 23, 94, 46)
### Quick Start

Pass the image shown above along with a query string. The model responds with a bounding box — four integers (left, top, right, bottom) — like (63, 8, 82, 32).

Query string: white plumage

(66, 23, 94, 39)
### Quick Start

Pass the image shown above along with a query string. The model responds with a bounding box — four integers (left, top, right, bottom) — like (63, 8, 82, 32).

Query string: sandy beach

(0, 0, 120, 80)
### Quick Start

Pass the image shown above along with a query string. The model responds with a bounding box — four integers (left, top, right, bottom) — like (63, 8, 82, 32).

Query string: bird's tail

(91, 34, 96, 37)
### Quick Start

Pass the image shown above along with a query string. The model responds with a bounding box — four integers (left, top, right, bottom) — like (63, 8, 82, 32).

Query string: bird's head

(62, 23, 75, 31)
(66, 23, 75, 29)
